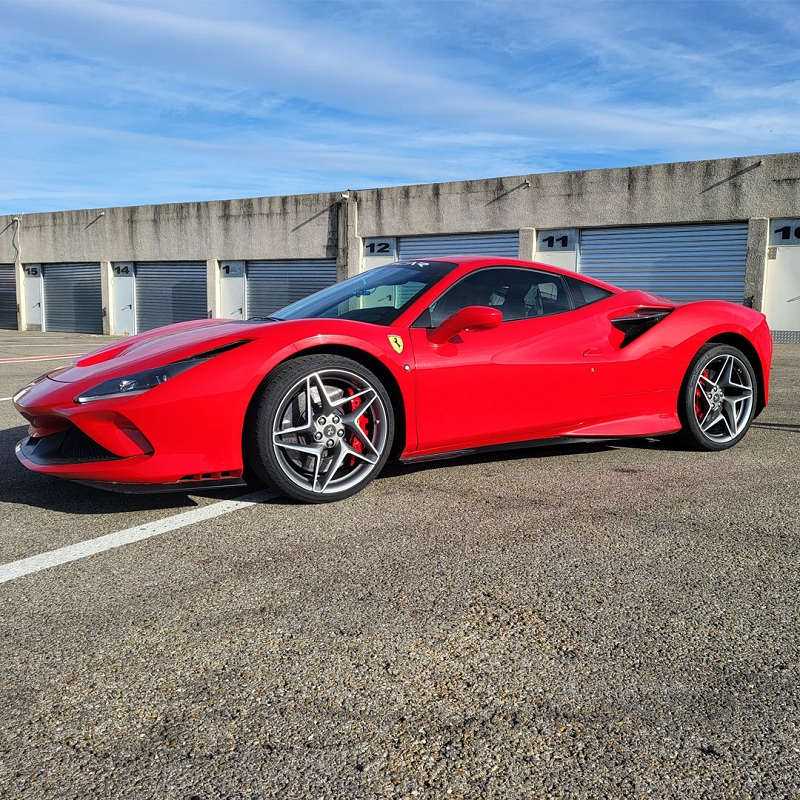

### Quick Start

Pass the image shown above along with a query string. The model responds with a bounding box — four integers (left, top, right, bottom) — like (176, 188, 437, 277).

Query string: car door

(408, 267, 617, 454)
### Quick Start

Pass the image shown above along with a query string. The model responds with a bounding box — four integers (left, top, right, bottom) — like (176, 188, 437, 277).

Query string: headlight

(75, 362, 198, 403)
(74, 340, 251, 404)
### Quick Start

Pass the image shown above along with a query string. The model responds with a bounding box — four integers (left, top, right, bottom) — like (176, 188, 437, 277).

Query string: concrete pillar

(108, 262, 135, 335)
(338, 194, 361, 280)
(20, 264, 42, 331)
(11, 217, 23, 331)
(534, 229, 579, 271)
(100, 261, 111, 335)
(218, 260, 246, 319)
(206, 259, 219, 319)
(744, 217, 769, 311)
(13, 263, 21, 331)
(518, 227, 537, 261)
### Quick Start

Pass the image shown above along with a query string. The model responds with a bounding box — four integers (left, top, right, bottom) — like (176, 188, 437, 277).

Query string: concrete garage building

(1, 152, 799, 343)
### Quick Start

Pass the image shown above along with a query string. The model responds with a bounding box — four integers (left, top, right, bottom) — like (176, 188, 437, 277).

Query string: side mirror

(429, 305, 502, 345)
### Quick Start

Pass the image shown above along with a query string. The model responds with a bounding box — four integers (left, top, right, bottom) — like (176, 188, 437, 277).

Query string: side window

(419, 267, 574, 328)
(535, 280, 573, 316)
(565, 275, 614, 308)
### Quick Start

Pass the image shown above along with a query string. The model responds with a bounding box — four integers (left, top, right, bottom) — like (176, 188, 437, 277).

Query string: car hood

(47, 318, 286, 385)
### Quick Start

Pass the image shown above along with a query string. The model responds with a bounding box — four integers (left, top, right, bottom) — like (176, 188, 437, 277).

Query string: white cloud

(1, 0, 799, 213)
(0, 0, 761, 145)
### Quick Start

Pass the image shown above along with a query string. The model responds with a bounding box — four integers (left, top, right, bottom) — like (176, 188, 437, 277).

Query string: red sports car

(13, 256, 772, 503)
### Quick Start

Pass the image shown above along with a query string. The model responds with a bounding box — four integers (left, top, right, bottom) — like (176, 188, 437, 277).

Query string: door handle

(583, 348, 603, 357)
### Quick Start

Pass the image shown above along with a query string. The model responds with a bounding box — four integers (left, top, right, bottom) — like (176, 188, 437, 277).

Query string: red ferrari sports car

(13, 256, 772, 503)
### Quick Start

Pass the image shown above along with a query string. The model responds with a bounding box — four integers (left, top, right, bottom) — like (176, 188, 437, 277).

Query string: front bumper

(15, 430, 246, 493)
(13, 366, 250, 489)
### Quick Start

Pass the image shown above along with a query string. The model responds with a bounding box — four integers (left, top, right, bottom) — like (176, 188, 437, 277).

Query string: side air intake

(610, 308, 673, 347)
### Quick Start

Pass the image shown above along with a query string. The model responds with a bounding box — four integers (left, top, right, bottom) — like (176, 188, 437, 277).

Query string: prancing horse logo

(388, 335, 404, 354)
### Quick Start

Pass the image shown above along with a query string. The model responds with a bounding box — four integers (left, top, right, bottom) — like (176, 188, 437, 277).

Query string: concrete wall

(356, 153, 800, 234)
(0, 193, 345, 265)
(2, 151, 800, 332)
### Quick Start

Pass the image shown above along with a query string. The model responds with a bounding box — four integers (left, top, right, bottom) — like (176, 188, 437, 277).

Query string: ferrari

(13, 256, 772, 503)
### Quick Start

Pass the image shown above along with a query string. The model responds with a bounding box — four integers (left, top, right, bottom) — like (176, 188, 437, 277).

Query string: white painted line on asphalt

(0, 397, 12, 402)
(0, 353, 85, 364)
(0, 489, 276, 584)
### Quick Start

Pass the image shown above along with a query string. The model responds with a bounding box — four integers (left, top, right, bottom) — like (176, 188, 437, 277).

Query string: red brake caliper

(695, 369, 709, 421)
(344, 389, 369, 465)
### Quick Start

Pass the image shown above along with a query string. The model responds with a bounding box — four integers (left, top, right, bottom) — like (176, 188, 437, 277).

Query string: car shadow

(378, 439, 619, 481)
(752, 420, 800, 433)
(607, 435, 689, 452)
(7, 422, 753, 513)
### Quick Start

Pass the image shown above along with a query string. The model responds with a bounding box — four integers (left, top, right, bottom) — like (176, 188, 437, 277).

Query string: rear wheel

(677, 343, 757, 451)
(247, 355, 394, 503)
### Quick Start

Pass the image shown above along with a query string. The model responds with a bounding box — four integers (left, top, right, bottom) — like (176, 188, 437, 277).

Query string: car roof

(387, 254, 624, 329)
(410, 254, 621, 293)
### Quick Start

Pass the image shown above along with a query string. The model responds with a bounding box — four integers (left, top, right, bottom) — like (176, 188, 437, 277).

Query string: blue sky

(2, 0, 799, 215)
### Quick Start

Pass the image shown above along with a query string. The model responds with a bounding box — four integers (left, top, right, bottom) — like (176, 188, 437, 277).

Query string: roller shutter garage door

(0, 264, 16, 329)
(42, 263, 102, 334)
(397, 232, 520, 260)
(246, 260, 337, 318)
(578, 223, 749, 303)
(135, 262, 207, 333)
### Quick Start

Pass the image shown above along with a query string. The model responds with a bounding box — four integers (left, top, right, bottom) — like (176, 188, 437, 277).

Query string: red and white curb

(0, 353, 85, 364)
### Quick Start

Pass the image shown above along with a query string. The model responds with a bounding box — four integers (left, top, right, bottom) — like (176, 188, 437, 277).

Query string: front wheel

(247, 355, 394, 503)
(677, 343, 757, 451)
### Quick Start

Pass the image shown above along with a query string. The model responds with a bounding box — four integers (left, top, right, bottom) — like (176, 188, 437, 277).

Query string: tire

(677, 343, 757, 451)
(247, 354, 394, 503)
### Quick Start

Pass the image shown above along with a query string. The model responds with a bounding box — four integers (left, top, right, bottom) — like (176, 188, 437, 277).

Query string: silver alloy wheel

(692, 352, 754, 444)
(271, 368, 389, 495)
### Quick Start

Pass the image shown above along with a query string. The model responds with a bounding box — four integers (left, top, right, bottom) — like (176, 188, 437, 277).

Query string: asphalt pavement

(0, 332, 798, 799)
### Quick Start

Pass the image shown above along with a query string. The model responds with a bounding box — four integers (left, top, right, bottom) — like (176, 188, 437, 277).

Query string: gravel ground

(0, 336, 798, 799)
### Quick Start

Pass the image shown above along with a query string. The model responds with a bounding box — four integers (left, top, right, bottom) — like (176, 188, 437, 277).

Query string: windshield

(270, 261, 457, 325)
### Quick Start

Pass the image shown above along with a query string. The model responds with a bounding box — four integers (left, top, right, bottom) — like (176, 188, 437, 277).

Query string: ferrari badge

(388, 335, 404, 354)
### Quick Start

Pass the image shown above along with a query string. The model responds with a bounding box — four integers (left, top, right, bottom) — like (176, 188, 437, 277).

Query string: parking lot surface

(1, 332, 798, 799)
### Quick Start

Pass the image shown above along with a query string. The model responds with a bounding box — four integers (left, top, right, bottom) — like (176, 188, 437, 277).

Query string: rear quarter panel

(637, 301, 772, 407)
